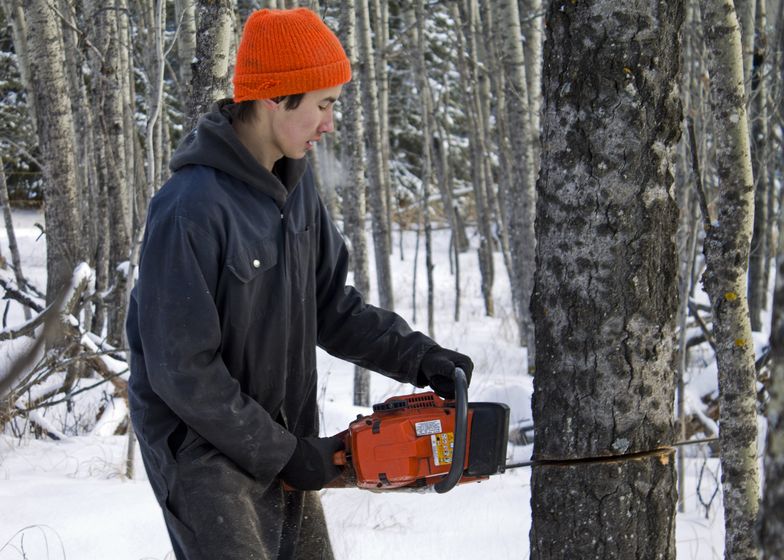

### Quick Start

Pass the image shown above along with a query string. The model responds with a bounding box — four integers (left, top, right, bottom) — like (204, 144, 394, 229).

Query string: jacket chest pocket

(225, 237, 279, 329)
(290, 224, 316, 295)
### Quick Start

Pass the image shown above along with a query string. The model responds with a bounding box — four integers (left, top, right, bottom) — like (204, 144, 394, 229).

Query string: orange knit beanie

(233, 8, 351, 102)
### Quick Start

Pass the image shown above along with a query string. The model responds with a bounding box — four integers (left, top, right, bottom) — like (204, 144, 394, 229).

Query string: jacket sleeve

(135, 211, 296, 483)
(314, 197, 437, 385)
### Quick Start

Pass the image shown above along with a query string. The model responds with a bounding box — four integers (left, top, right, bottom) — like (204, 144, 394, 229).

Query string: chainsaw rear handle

(434, 367, 468, 494)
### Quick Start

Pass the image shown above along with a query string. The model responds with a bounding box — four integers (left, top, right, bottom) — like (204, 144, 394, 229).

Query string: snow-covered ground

(1, 209, 727, 559)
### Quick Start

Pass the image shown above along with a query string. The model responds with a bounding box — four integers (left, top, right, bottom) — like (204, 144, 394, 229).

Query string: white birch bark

(339, 0, 371, 407)
(186, 0, 234, 130)
(175, 0, 197, 93)
(22, 0, 82, 310)
(451, 0, 495, 317)
(357, 0, 394, 310)
(498, 0, 537, 363)
(699, 0, 761, 558)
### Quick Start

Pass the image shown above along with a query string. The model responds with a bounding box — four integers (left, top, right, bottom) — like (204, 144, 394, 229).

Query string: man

(127, 8, 473, 560)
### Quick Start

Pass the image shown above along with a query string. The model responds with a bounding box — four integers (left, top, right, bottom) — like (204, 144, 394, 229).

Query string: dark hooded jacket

(126, 101, 436, 556)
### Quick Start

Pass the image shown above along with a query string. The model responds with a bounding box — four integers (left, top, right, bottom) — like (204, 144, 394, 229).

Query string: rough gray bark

(748, 0, 770, 331)
(698, 0, 761, 558)
(22, 0, 82, 309)
(357, 0, 394, 311)
(339, 0, 371, 407)
(530, 1, 683, 557)
(451, 0, 494, 317)
(759, 259, 784, 557)
(186, 0, 233, 131)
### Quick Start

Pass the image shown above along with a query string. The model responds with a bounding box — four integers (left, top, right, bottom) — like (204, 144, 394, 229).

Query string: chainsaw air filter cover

(346, 391, 510, 491)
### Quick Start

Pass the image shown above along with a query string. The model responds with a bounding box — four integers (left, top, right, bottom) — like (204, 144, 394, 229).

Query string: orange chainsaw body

(335, 391, 509, 492)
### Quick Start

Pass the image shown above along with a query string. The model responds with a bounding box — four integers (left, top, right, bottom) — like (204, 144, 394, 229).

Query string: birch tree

(698, 1, 761, 557)
(186, 0, 234, 131)
(339, 0, 371, 407)
(759, 258, 784, 558)
(174, 0, 197, 97)
(357, 0, 394, 311)
(22, 0, 82, 311)
(0, 160, 29, 320)
(410, 0, 435, 338)
(497, 0, 537, 361)
(451, 0, 494, 317)
(530, 1, 684, 557)
(748, 0, 770, 331)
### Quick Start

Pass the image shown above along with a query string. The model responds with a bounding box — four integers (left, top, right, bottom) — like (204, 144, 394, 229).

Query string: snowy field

(0, 208, 727, 559)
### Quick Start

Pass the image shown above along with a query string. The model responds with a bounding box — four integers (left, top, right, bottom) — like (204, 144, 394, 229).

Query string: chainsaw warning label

(431, 432, 454, 466)
(415, 419, 442, 437)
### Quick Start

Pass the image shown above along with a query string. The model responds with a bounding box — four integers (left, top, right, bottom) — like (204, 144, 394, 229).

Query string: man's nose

(318, 110, 334, 134)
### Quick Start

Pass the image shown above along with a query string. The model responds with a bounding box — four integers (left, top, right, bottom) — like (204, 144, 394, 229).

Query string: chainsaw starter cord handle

(435, 367, 468, 494)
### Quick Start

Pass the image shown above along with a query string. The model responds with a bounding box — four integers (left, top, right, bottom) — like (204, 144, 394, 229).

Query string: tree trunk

(411, 0, 435, 338)
(0, 160, 29, 319)
(521, 0, 543, 161)
(357, 0, 394, 311)
(1, 0, 36, 130)
(186, 0, 234, 131)
(371, 0, 393, 251)
(747, 0, 770, 331)
(22, 0, 82, 310)
(175, 0, 197, 99)
(339, 0, 371, 407)
(698, 0, 761, 558)
(759, 258, 784, 557)
(451, 0, 494, 317)
(735, 0, 757, 95)
(497, 0, 537, 363)
(530, 1, 684, 557)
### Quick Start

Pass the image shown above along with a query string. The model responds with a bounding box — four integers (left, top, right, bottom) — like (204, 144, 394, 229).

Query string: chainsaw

(326, 368, 510, 493)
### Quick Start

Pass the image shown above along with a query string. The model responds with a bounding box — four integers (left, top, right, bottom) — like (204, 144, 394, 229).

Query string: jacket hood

(170, 99, 307, 208)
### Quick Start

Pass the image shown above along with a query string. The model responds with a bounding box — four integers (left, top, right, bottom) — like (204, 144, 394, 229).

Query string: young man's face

(268, 84, 342, 160)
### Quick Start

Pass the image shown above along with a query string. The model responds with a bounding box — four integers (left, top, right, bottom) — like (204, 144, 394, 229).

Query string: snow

(1, 208, 730, 559)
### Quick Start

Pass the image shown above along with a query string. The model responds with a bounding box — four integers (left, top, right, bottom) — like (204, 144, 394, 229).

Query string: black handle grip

(435, 367, 468, 494)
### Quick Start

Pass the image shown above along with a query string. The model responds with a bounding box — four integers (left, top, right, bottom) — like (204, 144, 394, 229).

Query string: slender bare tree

(748, 0, 771, 331)
(22, 0, 82, 311)
(357, 0, 394, 310)
(497, 0, 537, 363)
(759, 257, 784, 558)
(451, 0, 495, 317)
(339, 0, 371, 407)
(698, 0, 761, 557)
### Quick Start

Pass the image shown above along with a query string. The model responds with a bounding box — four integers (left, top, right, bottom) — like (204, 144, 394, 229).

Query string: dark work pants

(141, 440, 335, 560)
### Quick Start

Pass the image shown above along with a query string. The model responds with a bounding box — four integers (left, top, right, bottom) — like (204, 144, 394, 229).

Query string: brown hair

(233, 94, 305, 123)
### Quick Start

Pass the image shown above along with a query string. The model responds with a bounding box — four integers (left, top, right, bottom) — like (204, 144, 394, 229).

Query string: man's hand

(279, 436, 344, 491)
(418, 346, 474, 399)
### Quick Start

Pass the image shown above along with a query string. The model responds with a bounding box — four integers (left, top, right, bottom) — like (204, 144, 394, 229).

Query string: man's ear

(260, 98, 280, 111)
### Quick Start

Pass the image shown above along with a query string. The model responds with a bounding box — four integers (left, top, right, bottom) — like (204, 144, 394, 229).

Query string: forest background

(0, 0, 783, 558)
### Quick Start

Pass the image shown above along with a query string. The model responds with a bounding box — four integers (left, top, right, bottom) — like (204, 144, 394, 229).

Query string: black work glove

(279, 436, 344, 491)
(418, 346, 474, 399)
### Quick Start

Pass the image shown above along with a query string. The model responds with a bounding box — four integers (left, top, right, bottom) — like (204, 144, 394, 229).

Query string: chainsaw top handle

(434, 367, 468, 494)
